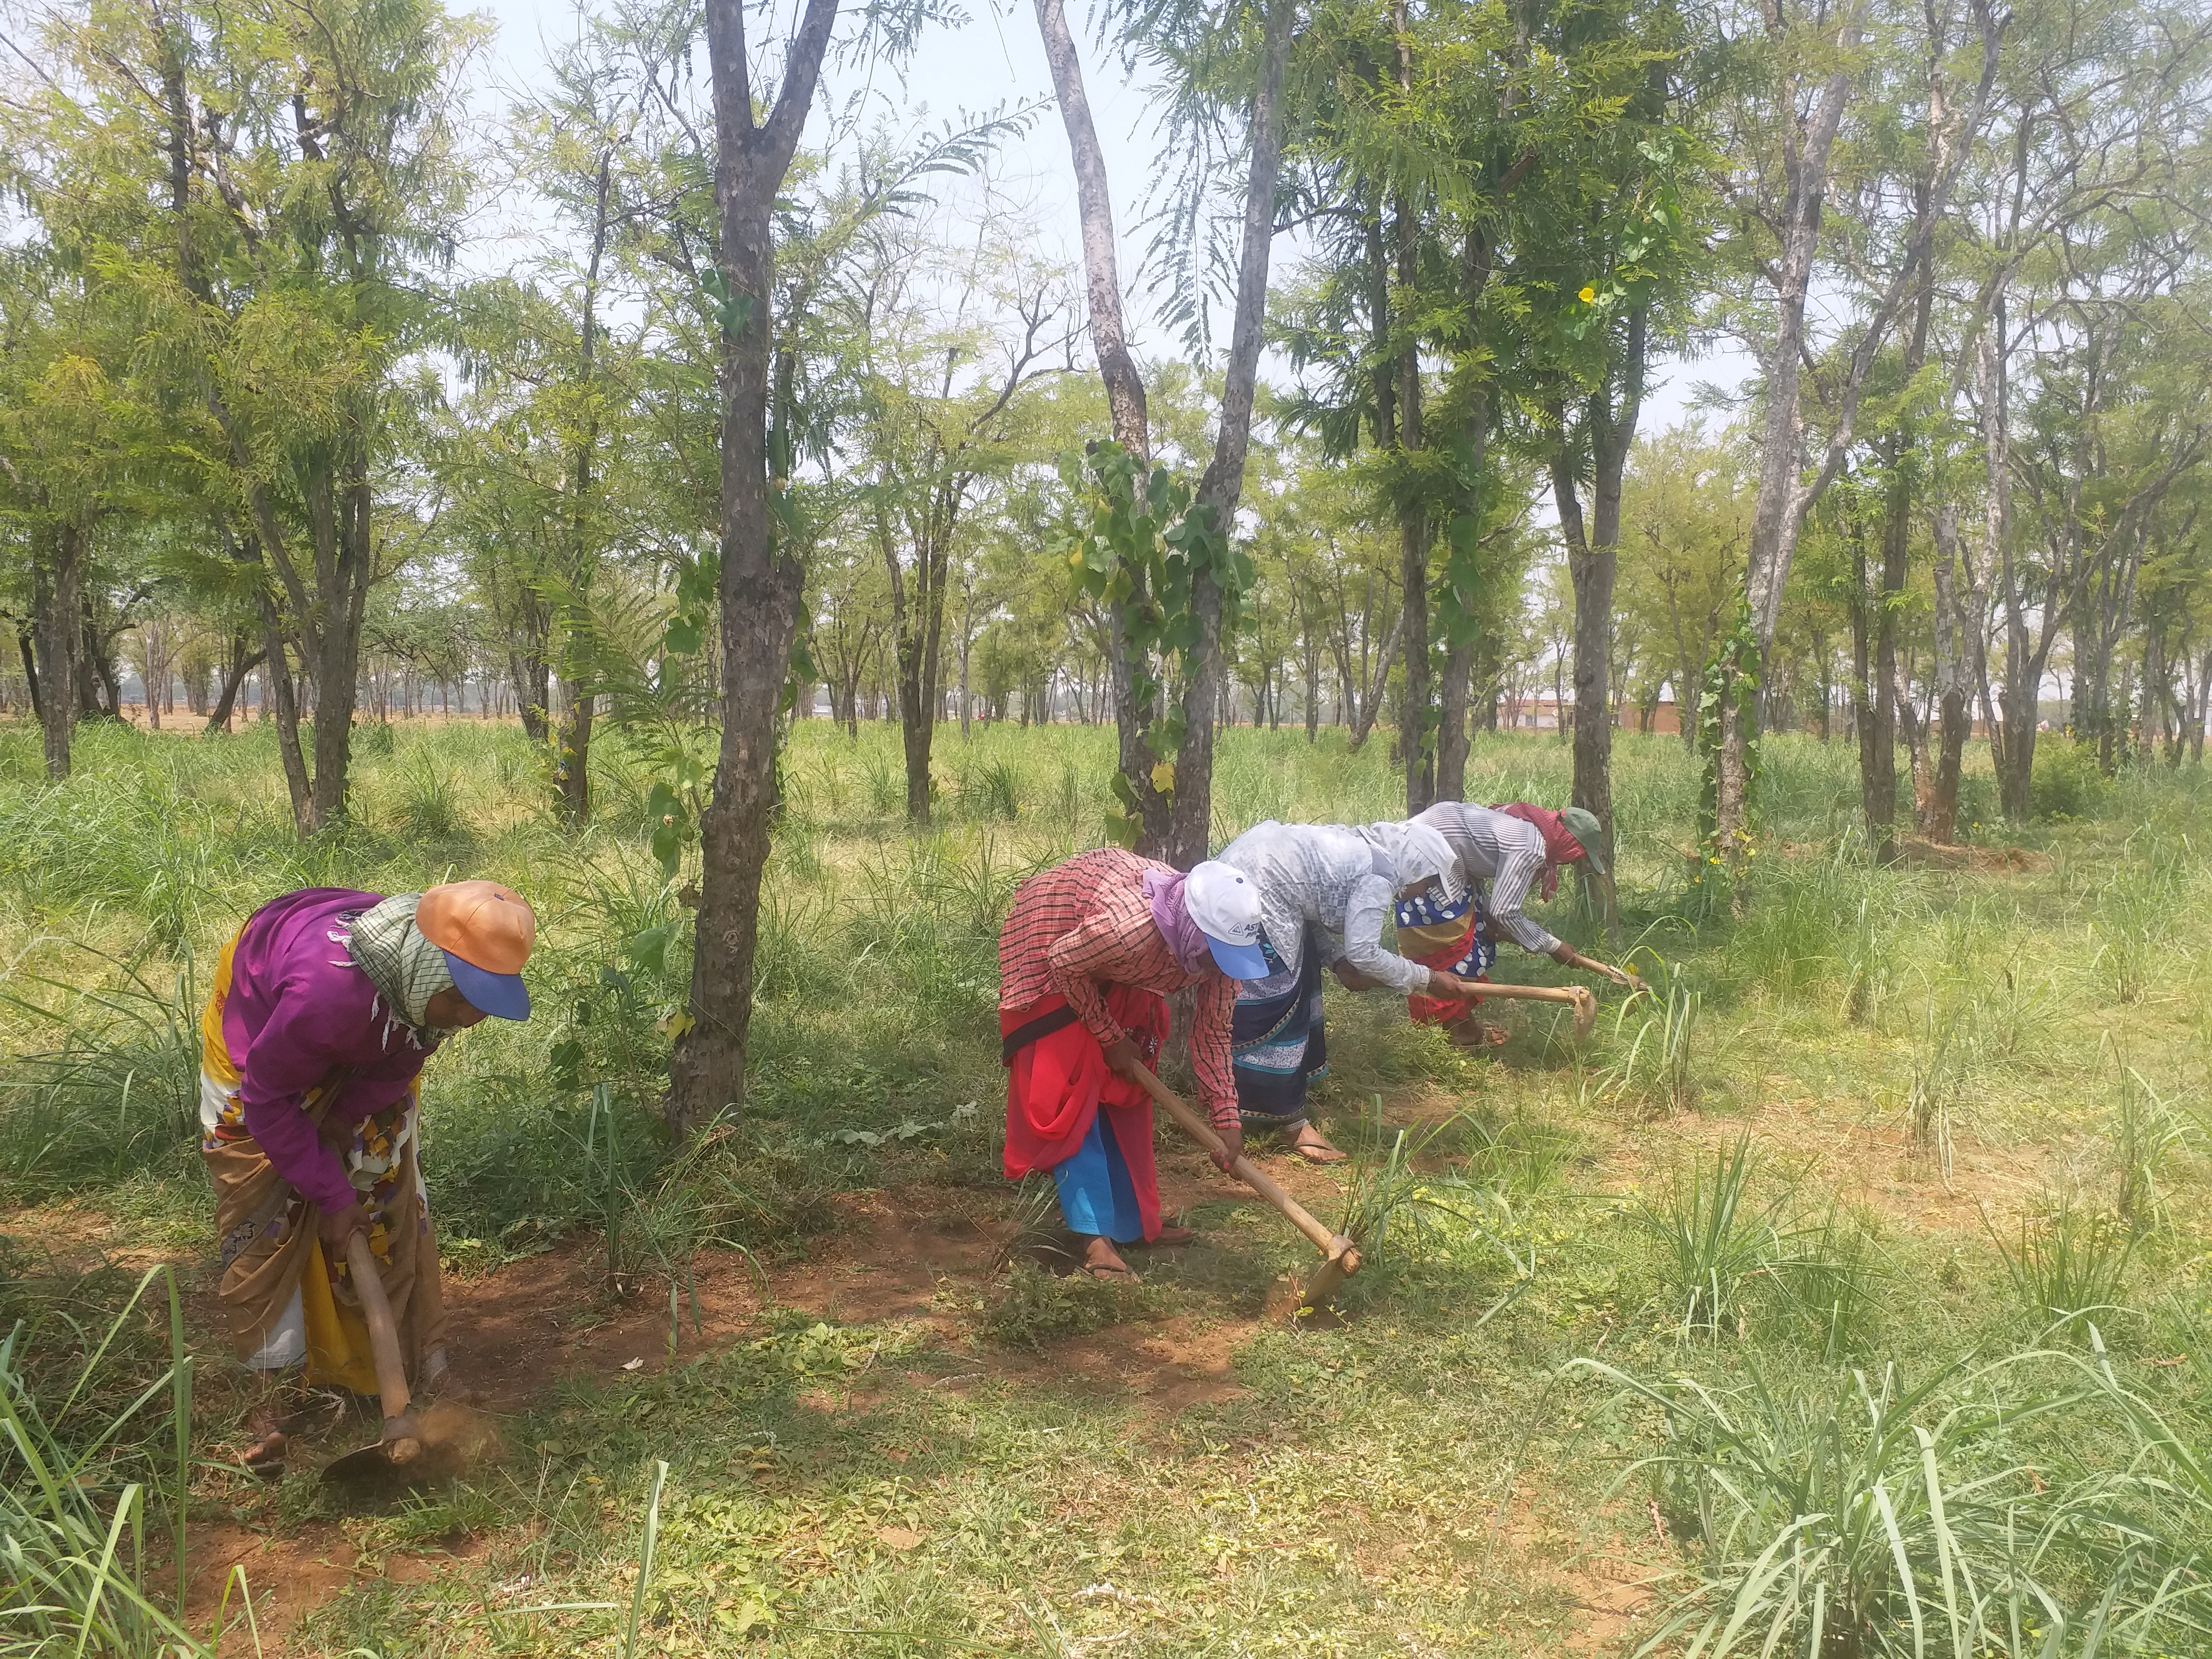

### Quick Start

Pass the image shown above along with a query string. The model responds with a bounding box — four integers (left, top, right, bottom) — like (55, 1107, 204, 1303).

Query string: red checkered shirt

(999, 848, 1239, 1128)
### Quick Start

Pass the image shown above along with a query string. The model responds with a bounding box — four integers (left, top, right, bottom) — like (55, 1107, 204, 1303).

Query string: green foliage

(0, 1263, 206, 1656)
(1061, 441, 1250, 845)
(1577, 1354, 2187, 1658)
(1986, 1192, 2141, 1334)
(0, 948, 201, 1202)
(2032, 738, 2116, 821)
(1601, 963, 1701, 1113)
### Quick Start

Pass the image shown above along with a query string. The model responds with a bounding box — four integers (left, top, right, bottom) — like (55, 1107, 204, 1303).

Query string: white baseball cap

(1184, 860, 1269, 979)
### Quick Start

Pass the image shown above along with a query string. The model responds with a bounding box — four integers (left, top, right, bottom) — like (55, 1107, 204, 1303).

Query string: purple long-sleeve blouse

(223, 889, 433, 1214)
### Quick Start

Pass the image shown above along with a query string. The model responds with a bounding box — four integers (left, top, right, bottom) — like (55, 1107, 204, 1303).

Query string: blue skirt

(1230, 926, 1328, 1129)
(1052, 1110, 1145, 1243)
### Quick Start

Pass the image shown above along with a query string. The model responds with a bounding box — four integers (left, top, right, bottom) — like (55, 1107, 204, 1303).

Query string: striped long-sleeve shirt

(1412, 803, 1564, 956)
(998, 849, 1238, 1126)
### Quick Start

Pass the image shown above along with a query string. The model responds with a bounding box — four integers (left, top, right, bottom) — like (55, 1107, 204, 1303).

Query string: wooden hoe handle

(344, 1229, 414, 1433)
(1462, 981, 1598, 1039)
(1126, 1060, 1359, 1272)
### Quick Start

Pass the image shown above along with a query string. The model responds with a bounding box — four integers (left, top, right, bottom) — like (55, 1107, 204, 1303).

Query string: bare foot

(1289, 1126, 1348, 1165)
(1079, 1236, 1138, 1281)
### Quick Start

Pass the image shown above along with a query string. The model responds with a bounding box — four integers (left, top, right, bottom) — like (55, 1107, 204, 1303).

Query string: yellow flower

(1578, 286, 1597, 303)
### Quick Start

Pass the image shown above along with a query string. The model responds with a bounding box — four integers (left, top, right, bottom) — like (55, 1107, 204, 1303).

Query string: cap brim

(443, 951, 531, 1020)
(1205, 936, 1271, 981)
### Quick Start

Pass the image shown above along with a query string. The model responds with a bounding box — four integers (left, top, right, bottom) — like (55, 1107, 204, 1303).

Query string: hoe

(1126, 1059, 1362, 1312)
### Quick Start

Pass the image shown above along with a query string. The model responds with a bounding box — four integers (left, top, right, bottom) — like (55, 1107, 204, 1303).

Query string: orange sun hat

(416, 880, 537, 1020)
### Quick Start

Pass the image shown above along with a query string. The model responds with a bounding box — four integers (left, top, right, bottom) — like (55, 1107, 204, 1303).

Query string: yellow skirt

(199, 933, 446, 1391)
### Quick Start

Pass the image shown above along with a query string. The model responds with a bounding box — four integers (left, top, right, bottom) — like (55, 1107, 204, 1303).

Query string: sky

(458, 0, 1750, 436)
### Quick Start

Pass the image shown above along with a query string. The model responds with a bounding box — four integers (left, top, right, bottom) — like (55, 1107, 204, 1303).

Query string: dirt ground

(18, 1106, 2052, 1655)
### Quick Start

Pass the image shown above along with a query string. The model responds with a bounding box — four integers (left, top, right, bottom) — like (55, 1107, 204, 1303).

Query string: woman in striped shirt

(1404, 803, 1634, 1046)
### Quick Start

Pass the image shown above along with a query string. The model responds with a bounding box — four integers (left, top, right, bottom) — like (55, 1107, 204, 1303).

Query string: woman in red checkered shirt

(998, 850, 1270, 1281)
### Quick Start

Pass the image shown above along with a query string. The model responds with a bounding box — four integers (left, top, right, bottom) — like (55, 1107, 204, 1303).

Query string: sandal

(1289, 1129, 1348, 1166)
(1082, 1261, 1139, 1283)
(1148, 1225, 1198, 1248)
(1447, 1020, 1511, 1050)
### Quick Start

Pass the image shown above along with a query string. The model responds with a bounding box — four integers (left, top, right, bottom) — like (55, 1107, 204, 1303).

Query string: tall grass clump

(1602, 966, 1700, 1115)
(1, 1262, 211, 1657)
(2091, 845, 2182, 1007)
(1985, 1190, 2140, 1334)
(1636, 1135, 1781, 1337)
(2109, 1065, 2194, 1230)
(1575, 1353, 2190, 1658)
(0, 949, 202, 1203)
(1766, 1205, 1888, 1358)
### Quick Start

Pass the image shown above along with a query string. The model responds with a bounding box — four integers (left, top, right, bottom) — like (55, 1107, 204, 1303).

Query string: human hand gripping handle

(318, 1199, 373, 1251)
(1119, 1057, 1358, 1273)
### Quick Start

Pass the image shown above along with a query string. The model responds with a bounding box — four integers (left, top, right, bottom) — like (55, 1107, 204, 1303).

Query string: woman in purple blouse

(199, 880, 536, 1477)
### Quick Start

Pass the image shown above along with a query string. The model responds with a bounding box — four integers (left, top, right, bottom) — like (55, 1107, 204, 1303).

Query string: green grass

(4, 716, 2212, 1653)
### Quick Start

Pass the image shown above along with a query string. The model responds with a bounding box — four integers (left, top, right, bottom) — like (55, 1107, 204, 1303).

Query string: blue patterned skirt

(1231, 926, 1329, 1129)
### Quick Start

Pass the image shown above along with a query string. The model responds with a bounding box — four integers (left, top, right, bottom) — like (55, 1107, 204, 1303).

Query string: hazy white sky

(461, 0, 1743, 432)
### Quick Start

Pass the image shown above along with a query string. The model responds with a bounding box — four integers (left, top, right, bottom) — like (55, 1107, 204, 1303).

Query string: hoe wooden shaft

(1126, 1060, 1360, 1278)
(1466, 981, 1598, 1039)
(344, 1230, 417, 1446)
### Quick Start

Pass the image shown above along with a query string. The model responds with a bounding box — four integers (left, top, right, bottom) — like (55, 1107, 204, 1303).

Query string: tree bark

(1563, 306, 1644, 913)
(1165, 0, 1296, 871)
(32, 520, 83, 780)
(666, 0, 840, 1140)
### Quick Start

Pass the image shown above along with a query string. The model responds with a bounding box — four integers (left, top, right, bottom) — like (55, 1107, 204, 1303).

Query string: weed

(980, 1258, 1156, 1348)
(0, 1264, 207, 1655)
(970, 757, 1022, 820)
(2094, 851, 2177, 1005)
(1461, 1108, 1581, 1198)
(1907, 994, 1971, 1165)
(861, 749, 903, 817)
(1602, 966, 1700, 1114)
(1636, 1134, 1783, 1338)
(1986, 1190, 2140, 1332)
(2111, 1065, 2195, 1230)
(0, 945, 201, 1201)
(1576, 1352, 2175, 1657)
(1765, 1204, 1888, 1358)
(394, 750, 467, 842)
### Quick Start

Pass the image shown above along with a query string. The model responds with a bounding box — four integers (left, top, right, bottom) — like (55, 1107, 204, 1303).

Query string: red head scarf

(1489, 804, 1587, 900)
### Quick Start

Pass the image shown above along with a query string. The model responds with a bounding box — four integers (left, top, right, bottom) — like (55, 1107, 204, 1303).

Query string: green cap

(1559, 807, 1607, 877)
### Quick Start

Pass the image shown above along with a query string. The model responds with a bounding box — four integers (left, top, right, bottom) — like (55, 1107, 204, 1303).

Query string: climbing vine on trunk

(1064, 441, 1250, 850)
(1695, 598, 1760, 898)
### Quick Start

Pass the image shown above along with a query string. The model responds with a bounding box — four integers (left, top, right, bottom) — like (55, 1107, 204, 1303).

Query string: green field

(3, 717, 2209, 1656)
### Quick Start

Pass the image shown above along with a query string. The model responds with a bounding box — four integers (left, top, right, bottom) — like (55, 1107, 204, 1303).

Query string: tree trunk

(1862, 482, 1902, 862)
(32, 520, 83, 780)
(666, 0, 839, 1140)
(1165, 0, 1295, 871)
(510, 650, 551, 743)
(204, 639, 266, 735)
(1564, 307, 1643, 912)
(1927, 499, 1972, 842)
